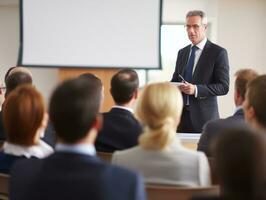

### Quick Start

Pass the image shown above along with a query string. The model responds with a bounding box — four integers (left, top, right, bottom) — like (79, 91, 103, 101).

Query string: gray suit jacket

(171, 40, 229, 132)
(197, 108, 245, 157)
(112, 138, 211, 186)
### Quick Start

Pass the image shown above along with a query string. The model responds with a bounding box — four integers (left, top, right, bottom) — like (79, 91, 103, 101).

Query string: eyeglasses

(0, 86, 6, 93)
(184, 24, 203, 30)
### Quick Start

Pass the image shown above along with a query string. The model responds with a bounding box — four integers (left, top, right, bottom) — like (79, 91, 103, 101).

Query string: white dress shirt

(189, 37, 207, 97)
(56, 143, 96, 156)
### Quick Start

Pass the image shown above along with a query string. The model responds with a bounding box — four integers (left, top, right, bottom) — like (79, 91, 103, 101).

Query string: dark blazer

(0, 151, 27, 174)
(0, 110, 56, 148)
(171, 40, 229, 132)
(0, 111, 5, 140)
(10, 152, 146, 200)
(96, 108, 142, 152)
(197, 108, 245, 156)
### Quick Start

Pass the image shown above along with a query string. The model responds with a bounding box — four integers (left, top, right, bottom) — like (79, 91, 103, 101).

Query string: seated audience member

(0, 85, 53, 174)
(0, 71, 33, 141)
(95, 69, 142, 152)
(0, 80, 5, 140)
(243, 75, 266, 132)
(192, 128, 266, 200)
(0, 68, 56, 147)
(198, 69, 258, 156)
(10, 77, 146, 200)
(112, 82, 210, 186)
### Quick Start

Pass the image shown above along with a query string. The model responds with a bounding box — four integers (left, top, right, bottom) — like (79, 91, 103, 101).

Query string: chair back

(0, 173, 9, 200)
(96, 151, 112, 163)
(146, 184, 219, 200)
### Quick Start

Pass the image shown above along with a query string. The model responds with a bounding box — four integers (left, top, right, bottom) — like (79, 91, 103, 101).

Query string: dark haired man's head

(110, 69, 139, 105)
(4, 66, 32, 84)
(243, 75, 266, 131)
(213, 127, 266, 199)
(234, 69, 258, 106)
(4, 66, 17, 84)
(5, 71, 33, 97)
(49, 77, 102, 144)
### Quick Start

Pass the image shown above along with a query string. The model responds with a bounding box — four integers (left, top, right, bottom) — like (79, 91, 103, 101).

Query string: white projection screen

(18, 0, 162, 69)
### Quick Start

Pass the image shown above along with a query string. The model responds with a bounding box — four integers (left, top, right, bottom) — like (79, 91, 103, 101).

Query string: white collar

(3, 140, 53, 158)
(192, 37, 207, 50)
(112, 105, 134, 113)
(234, 106, 243, 114)
(55, 143, 96, 156)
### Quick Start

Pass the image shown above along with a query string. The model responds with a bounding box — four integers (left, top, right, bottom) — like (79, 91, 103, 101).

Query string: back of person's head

(234, 69, 258, 101)
(4, 66, 32, 84)
(137, 82, 183, 150)
(3, 85, 45, 146)
(110, 69, 139, 105)
(49, 77, 102, 144)
(5, 71, 33, 97)
(244, 75, 266, 129)
(213, 127, 266, 200)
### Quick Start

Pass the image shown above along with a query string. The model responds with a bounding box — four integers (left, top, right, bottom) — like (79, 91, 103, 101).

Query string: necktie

(184, 45, 198, 105)
(184, 45, 198, 82)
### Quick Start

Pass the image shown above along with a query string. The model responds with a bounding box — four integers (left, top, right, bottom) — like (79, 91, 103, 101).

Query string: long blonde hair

(136, 82, 183, 150)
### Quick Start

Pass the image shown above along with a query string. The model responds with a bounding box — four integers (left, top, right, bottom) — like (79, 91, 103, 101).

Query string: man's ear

(235, 90, 241, 99)
(246, 106, 256, 120)
(133, 89, 138, 99)
(93, 114, 103, 132)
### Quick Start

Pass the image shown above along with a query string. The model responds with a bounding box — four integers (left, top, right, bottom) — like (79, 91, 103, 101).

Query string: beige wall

(163, 0, 266, 117)
(0, 0, 265, 116)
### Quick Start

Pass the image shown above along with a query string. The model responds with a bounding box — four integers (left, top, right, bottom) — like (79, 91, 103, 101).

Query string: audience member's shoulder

(181, 146, 208, 159)
(10, 156, 44, 181)
(113, 146, 141, 157)
(100, 157, 141, 182)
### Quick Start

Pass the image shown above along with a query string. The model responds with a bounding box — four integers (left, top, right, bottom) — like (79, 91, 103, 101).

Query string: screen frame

(17, 0, 162, 70)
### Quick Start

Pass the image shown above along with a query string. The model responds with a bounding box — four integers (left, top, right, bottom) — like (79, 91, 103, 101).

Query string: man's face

(186, 16, 207, 45)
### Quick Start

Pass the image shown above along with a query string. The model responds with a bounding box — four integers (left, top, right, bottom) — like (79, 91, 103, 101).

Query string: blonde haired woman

(112, 82, 210, 186)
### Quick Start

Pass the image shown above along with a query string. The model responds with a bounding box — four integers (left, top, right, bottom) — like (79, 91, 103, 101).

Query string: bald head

(5, 67, 32, 84)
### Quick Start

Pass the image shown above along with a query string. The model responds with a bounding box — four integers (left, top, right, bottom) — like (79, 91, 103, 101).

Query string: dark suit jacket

(0, 111, 5, 140)
(171, 40, 229, 132)
(0, 110, 56, 148)
(10, 152, 146, 200)
(96, 108, 142, 152)
(0, 151, 28, 174)
(197, 108, 245, 156)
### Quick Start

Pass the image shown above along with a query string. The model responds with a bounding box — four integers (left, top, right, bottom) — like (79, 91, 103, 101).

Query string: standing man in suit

(96, 69, 142, 152)
(10, 76, 146, 200)
(171, 10, 230, 133)
(197, 69, 258, 156)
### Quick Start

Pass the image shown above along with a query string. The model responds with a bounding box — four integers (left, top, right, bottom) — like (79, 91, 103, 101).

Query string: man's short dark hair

(246, 75, 266, 128)
(111, 69, 139, 104)
(49, 77, 102, 143)
(5, 71, 33, 97)
(4, 66, 17, 84)
(234, 69, 258, 100)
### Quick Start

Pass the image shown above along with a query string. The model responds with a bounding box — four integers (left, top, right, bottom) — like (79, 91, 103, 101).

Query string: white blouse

(3, 140, 53, 158)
